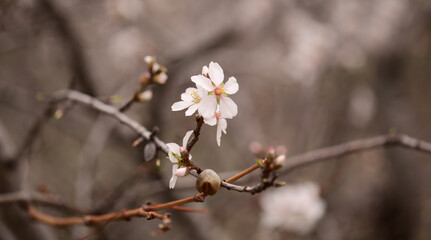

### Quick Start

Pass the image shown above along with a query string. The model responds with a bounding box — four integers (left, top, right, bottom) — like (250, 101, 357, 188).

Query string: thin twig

(143, 193, 206, 212)
(27, 204, 166, 226)
(186, 115, 204, 152)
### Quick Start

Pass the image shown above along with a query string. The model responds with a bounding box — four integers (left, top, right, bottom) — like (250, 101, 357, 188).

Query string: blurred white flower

(274, 154, 286, 167)
(260, 182, 325, 235)
(166, 130, 193, 189)
(171, 86, 208, 116)
(204, 108, 227, 146)
(191, 62, 239, 119)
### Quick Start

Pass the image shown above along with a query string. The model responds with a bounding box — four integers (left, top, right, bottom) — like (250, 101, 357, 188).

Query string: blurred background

(1, 0, 431, 239)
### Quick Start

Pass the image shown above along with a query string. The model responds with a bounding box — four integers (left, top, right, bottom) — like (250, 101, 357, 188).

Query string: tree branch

(50, 89, 169, 154)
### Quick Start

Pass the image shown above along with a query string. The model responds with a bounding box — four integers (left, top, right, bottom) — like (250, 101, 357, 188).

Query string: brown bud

(195, 169, 221, 195)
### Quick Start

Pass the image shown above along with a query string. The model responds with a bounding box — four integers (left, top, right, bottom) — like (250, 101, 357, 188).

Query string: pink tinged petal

(191, 75, 213, 92)
(219, 97, 238, 119)
(216, 119, 227, 146)
(171, 101, 192, 111)
(183, 130, 194, 148)
(203, 115, 217, 126)
(198, 95, 217, 118)
(185, 104, 199, 116)
(174, 167, 187, 177)
(209, 62, 224, 86)
(224, 77, 239, 95)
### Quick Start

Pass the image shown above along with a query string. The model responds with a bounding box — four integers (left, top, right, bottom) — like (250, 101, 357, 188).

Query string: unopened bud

(195, 169, 221, 196)
(154, 72, 167, 84)
(144, 55, 155, 65)
(202, 66, 209, 76)
(139, 90, 153, 101)
(152, 63, 160, 73)
(268, 146, 275, 156)
(174, 167, 188, 177)
(274, 154, 286, 167)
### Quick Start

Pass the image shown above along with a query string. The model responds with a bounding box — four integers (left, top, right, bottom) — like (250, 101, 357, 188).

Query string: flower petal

(166, 143, 180, 163)
(209, 62, 224, 86)
(169, 165, 178, 189)
(219, 97, 238, 119)
(198, 95, 217, 118)
(181, 88, 197, 102)
(203, 115, 217, 126)
(185, 103, 199, 116)
(171, 101, 192, 111)
(224, 77, 239, 95)
(191, 75, 213, 92)
(216, 119, 227, 146)
(183, 130, 194, 148)
(174, 167, 187, 177)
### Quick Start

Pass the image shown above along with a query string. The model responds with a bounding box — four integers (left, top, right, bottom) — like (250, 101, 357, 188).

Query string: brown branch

(186, 115, 204, 152)
(221, 133, 431, 193)
(28, 204, 166, 227)
(224, 164, 260, 183)
(282, 133, 431, 173)
(143, 193, 206, 212)
(118, 74, 150, 112)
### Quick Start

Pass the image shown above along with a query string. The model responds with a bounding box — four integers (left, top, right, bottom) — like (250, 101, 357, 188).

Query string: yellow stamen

(191, 91, 202, 103)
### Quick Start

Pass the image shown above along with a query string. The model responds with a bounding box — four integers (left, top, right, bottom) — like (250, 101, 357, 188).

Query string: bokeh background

(1, 0, 431, 239)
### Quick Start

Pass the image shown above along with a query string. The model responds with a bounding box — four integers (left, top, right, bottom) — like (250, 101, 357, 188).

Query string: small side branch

(186, 116, 204, 152)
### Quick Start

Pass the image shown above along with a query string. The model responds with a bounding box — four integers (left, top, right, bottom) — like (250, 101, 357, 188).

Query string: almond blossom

(166, 130, 193, 189)
(260, 182, 326, 235)
(191, 62, 239, 119)
(203, 108, 227, 146)
(171, 86, 207, 116)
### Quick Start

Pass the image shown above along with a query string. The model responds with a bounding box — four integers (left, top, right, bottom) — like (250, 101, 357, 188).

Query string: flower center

(191, 91, 201, 103)
(215, 111, 221, 120)
(214, 87, 224, 96)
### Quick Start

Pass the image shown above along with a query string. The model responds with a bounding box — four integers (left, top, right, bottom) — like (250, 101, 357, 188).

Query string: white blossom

(171, 86, 207, 116)
(166, 130, 193, 189)
(191, 62, 239, 119)
(260, 182, 325, 235)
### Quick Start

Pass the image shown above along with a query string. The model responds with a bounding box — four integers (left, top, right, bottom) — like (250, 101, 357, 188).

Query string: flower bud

(152, 63, 160, 73)
(268, 146, 275, 155)
(202, 66, 209, 76)
(195, 169, 221, 195)
(274, 154, 286, 167)
(144, 55, 155, 65)
(154, 72, 167, 84)
(174, 167, 188, 177)
(139, 90, 153, 101)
